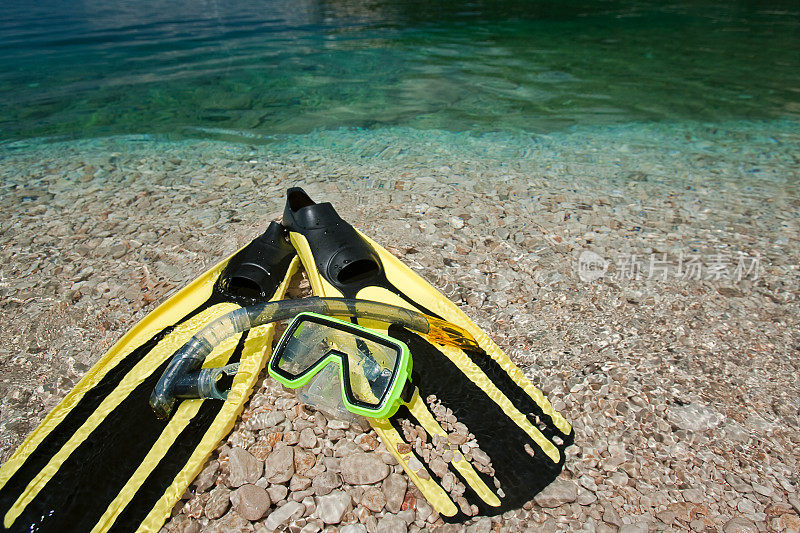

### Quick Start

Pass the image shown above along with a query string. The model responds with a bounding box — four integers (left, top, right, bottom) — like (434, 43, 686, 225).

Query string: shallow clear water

(1, 0, 799, 142)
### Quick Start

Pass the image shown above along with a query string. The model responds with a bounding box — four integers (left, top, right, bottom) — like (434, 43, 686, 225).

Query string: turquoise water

(1, 0, 799, 143)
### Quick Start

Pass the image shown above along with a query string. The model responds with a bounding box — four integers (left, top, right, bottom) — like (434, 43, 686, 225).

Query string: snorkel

(150, 296, 478, 419)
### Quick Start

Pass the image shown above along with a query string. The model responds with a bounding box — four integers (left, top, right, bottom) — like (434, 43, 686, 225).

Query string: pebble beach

(1, 120, 799, 532)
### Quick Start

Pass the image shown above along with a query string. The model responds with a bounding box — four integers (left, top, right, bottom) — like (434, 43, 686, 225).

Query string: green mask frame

(269, 312, 413, 419)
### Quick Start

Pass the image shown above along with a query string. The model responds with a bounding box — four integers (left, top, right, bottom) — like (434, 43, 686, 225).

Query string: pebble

(340, 524, 367, 533)
(428, 457, 448, 478)
(266, 484, 288, 503)
(361, 486, 386, 512)
(316, 490, 352, 524)
(168, 515, 200, 533)
(397, 509, 416, 525)
(340, 453, 390, 485)
(415, 497, 434, 523)
(207, 510, 249, 532)
(204, 486, 231, 520)
(263, 501, 304, 531)
(193, 461, 219, 492)
(183, 495, 205, 519)
(682, 488, 705, 504)
(299, 518, 324, 533)
(290, 475, 312, 492)
(284, 430, 300, 446)
(382, 474, 407, 513)
(470, 449, 491, 466)
(466, 516, 492, 533)
(579, 474, 598, 492)
(534, 479, 578, 508)
(722, 517, 758, 533)
(602, 504, 622, 527)
(751, 482, 773, 497)
(230, 484, 270, 521)
(737, 498, 756, 515)
(726, 473, 752, 493)
(244, 411, 286, 431)
(328, 419, 350, 430)
(377, 515, 409, 533)
(577, 486, 598, 505)
(264, 442, 294, 483)
(228, 447, 262, 487)
(299, 428, 318, 448)
(312, 471, 342, 496)
(357, 433, 380, 451)
(293, 448, 316, 475)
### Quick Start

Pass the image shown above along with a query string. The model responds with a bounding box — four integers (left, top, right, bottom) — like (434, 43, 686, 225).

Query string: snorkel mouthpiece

(150, 308, 252, 419)
(150, 358, 237, 419)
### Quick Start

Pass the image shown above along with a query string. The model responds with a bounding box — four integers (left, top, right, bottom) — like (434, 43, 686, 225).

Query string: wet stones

(16, 138, 789, 533)
(204, 486, 231, 519)
(340, 452, 390, 485)
(230, 484, 270, 521)
(312, 471, 342, 496)
(316, 490, 352, 524)
(263, 442, 294, 483)
(533, 478, 578, 508)
(263, 501, 304, 531)
(227, 447, 261, 487)
(382, 473, 407, 513)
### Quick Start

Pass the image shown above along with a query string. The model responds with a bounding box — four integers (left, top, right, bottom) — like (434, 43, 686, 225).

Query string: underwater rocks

(1, 127, 798, 532)
(533, 479, 578, 508)
(340, 453, 390, 485)
(316, 490, 352, 524)
(263, 442, 294, 483)
(168, 374, 437, 532)
(230, 484, 270, 521)
(228, 447, 262, 487)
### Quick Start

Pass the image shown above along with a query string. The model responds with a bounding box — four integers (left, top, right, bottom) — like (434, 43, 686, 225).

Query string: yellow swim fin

(0, 221, 298, 532)
(283, 188, 573, 521)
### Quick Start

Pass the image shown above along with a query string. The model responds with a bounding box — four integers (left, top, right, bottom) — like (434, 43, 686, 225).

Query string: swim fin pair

(283, 188, 573, 520)
(0, 222, 299, 532)
(0, 188, 572, 531)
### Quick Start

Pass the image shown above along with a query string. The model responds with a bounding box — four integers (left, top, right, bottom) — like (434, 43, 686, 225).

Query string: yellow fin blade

(405, 392, 501, 507)
(369, 418, 458, 517)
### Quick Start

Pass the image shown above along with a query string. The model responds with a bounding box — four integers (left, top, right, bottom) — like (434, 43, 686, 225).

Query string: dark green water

(1, 0, 798, 142)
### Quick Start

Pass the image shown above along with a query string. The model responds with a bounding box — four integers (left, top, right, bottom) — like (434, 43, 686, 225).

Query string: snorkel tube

(150, 296, 478, 419)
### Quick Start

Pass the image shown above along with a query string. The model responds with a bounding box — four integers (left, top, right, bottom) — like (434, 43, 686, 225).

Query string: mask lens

(275, 317, 400, 408)
(276, 320, 334, 376)
(342, 335, 398, 406)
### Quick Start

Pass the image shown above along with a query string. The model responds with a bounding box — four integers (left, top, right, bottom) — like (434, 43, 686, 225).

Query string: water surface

(1, 0, 798, 142)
